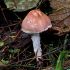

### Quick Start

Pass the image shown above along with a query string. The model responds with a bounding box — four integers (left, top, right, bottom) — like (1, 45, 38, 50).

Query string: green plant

(0, 40, 4, 47)
(55, 50, 68, 70)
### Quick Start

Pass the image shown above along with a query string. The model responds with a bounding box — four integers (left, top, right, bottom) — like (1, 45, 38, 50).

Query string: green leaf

(1, 59, 9, 65)
(0, 40, 4, 47)
(55, 51, 67, 70)
(4, 0, 39, 11)
(0, 61, 6, 66)
(9, 48, 20, 54)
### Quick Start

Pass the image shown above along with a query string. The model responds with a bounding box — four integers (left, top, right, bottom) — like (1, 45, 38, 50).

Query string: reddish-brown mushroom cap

(21, 9, 52, 33)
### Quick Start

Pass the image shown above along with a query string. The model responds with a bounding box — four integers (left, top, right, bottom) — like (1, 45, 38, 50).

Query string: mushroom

(21, 9, 52, 63)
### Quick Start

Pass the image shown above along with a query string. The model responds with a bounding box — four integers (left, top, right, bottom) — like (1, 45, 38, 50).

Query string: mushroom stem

(31, 33, 42, 61)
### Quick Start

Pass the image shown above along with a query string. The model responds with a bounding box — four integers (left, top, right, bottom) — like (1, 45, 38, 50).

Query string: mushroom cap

(21, 9, 52, 33)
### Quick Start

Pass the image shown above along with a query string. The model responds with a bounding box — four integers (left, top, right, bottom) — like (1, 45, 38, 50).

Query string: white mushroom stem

(31, 33, 42, 61)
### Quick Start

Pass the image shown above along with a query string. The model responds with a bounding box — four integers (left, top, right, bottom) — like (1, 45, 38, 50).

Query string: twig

(0, 23, 19, 28)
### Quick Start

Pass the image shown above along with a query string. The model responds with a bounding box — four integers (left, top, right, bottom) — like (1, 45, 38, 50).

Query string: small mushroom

(21, 9, 52, 63)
